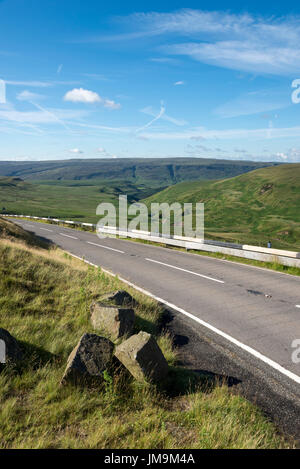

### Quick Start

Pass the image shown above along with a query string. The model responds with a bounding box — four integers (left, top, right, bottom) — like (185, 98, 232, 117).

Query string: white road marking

(26, 225, 35, 228)
(59, 233, 78, 240)
(40, 227, 53, 232)
(66, 251, 300, 385)
(145, 258, 225, 284)
(86, 241, 124, 254)
(296, 305, 300, 308)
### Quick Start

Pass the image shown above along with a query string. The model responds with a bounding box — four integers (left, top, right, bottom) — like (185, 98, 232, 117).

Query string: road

(15, 219, 300, 390)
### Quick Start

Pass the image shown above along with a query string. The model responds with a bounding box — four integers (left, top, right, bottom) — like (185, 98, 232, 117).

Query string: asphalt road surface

(15, 219, 300, 395)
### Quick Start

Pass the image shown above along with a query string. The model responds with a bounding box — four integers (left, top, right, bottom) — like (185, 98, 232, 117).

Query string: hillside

(0, 158, 278, 184)
(143, 164, 300, 250)
(0, 158, 279, 223)
(0, 217, 288, 449)
(0, 177, 159, 223)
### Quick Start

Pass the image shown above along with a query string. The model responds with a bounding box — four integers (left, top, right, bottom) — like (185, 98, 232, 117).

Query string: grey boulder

(114, 331, 168, 383)
(90, 302, 135, 340)
(0, 328, 23, 364)
(61, 333, 114, 385)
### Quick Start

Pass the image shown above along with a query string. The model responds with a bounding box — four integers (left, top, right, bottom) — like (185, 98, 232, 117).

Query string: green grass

(0, 218, 292, 449)
(143, 163, 300, 250)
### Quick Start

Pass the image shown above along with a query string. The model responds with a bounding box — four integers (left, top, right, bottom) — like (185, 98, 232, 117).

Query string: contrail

(136, 101, 165, 133)
(29, 100, 72, 132)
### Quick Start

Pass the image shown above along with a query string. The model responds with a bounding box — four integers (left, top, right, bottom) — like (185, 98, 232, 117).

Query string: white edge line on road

(86, 241, 124, 254)
(182, 245, 300, 279)
(15, 219, 300, 280)
(59, 233, 78, 240)
(145, 257, 225, 284)
(66, 251, 300, 385)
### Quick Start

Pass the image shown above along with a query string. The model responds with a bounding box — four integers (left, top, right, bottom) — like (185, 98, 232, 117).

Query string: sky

(1, 0, 300, 162)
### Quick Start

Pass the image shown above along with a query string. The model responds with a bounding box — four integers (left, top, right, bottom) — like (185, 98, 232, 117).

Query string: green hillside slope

(0, 177, 160, 223)
(143, 164, 300, 250)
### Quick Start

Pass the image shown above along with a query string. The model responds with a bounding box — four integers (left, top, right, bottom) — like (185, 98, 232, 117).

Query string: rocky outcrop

(0, 328, 23, 363)
(114, 331, 168, 383)
(90, 303, 135, 340)
(61, 333, 114, 385)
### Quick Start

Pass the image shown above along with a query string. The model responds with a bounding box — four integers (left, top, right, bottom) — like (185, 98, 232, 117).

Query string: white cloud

(16, 90, 45, 102)
(104, 99, 121, 110)
(64, 87, 101, 103)
(69, 148, 83, 154)
(57, 64, 63, 74)
(174, 81, 184, 86)
(95, 147, 118, 158)
(64, 87, 121, 109)
(276, 152, 288, 160)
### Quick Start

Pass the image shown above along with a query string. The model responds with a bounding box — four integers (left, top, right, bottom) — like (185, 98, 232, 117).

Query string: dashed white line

(66, 251, 300, 385)
(86, 241, 124, 254)
(40, 228, 53, 232)
(59, 233, 78, 240)
(296, 305, 300, 309)
(145, 258, 225, 284)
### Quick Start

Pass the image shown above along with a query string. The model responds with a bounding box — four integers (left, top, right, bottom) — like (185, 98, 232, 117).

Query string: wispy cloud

(82, 73, 109, 81)
(163, 40, 300, 75)
(16, 90, 45, 102)
(139, 124, 300, 141)
(0, 104, 87, 125)
(214, 89, 290, 118)
(174, 81, 184, 86)
(6, 80, 52, 87)
(149, 57, 178, 64)
(93, 9, 300, 75)
(5, 79, 80, 87)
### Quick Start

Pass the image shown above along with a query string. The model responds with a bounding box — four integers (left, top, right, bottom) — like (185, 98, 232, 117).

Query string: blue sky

(1, 0, 300, 162)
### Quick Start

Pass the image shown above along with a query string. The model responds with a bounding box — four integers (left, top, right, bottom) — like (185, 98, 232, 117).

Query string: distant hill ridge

(0, 158, 278, 184)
